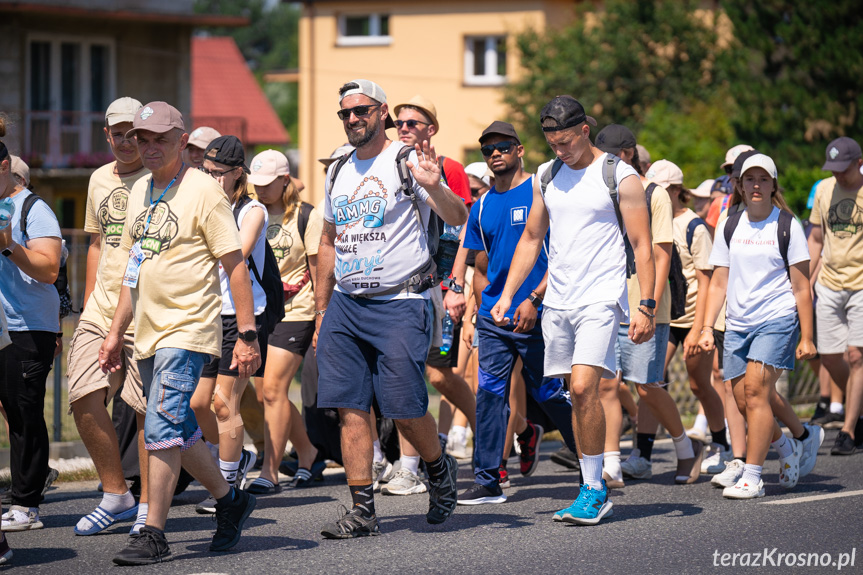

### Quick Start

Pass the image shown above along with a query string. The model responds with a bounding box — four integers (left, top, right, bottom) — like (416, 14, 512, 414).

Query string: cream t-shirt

(810, 176, 863, 291)
(626, 182, 673, 324)
(80, 162, 150, 333)
(120, 168, 242, 359)
(267, 203, 322, 321)
(670, 209, 713, 328)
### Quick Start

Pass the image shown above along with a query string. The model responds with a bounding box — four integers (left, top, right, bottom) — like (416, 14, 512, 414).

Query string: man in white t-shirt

(315, 79, 467, 538)
(492, 96, 655, 526)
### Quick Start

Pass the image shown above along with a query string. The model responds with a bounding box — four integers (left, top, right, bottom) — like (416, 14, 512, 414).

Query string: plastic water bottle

(0, 198, 14, 230)
(440, 223, 462, 242)
(440, 310, 454, 355)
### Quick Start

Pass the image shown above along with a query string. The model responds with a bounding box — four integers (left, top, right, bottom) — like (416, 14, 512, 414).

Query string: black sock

(818, 395, 830, 406)
(216, 486, 236, 508)
(711, 427, 729, 450)
(349, 483, 375, 518)
(795, 427, 810, 442)
(425, 453, 448, 481)
(500, 458, 508, 470)
(517, 422, 535, 443)
(637, 433, 656, 461)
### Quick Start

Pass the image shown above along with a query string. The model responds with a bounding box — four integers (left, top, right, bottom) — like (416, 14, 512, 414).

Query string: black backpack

(20, 193, 73, 318)
(723, 208, 793, 279)
(233, 196, 285, 333)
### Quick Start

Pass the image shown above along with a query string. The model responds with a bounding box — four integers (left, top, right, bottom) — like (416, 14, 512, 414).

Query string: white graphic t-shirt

(323, 142, 432, 299)
(219, 198, 268, 316)
(709, 206, 809, 331)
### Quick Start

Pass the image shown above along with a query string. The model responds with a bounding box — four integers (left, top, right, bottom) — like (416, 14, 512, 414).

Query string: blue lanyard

(140, 163, 184, 239)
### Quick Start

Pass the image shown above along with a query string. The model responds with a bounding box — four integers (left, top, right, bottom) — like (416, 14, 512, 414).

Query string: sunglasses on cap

(394, 119, 430, 129)
(481, 141, 517, 157)
(336, 104, 381, 121)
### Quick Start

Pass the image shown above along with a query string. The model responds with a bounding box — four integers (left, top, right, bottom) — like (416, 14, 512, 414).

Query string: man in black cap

(808, 136, 863, 455)
(595, 124, 641, 174)
(491, 96, 655, 526)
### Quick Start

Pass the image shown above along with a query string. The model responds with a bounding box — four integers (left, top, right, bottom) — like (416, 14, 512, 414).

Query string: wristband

(639, 299, 656, 309)
(637, 307, 655, 319)
(315, 310, 326, 317)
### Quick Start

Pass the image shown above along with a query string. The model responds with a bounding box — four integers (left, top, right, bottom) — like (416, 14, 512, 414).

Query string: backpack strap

(326, 149, 355, 194)
(395, 145, 430, 242)
(644, 182, 657, 226)
(437, 155, 449, 187)
(477, 191, 490, 254)
(777, 210, 792, 279)
(231, 195, 264, 285)
(296, 202, 314, 248)
(602, 155, 624, 236)
(685, 217, 707, 253)
(539, 158, 564, 197)
(19, 192, 43, 240)
(723, 209, 745, 249)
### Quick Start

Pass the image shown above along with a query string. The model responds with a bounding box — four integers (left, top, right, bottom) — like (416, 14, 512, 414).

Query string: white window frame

(464, 35, 507, 86)
(336, 13, 392, 47)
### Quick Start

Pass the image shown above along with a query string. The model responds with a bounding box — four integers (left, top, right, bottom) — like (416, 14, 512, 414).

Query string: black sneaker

(321, 506, 381, 539)
(112, 526, 172, 565)
(812, 410, 845, 429)
(235, 448, 256, 491)
(210, 488, 256, 552)
(457, 482, 507, 506)
(550, 445, 580, 470)
(517, 421, 543, 476)
(855, 417, 863, 447)
(831, 431, 857, 456)
(426, 454, 458, 525)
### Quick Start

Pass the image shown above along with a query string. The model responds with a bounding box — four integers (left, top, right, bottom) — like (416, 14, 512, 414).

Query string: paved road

(7, 429, 862, 574)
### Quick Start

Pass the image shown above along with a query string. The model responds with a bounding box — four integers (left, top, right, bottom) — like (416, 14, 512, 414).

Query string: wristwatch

(446, 279, 464, 294)
(639, 299, 656, 309)
(239, 329, 258, 343)
(1, 242, 16, 257)
(528, 292, 543, 308)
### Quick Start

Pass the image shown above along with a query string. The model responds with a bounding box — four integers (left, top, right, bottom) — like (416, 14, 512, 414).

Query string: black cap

(479, 121, 521, 144)
(0, 141, 7, 164)
(595, 124, 637, 155)
(822, 137, 862, 172)
(730, 149, 760, 179)
(711, 174, 732, 195)
(540, 96, 598, 132)
(204, 135, 249, 173)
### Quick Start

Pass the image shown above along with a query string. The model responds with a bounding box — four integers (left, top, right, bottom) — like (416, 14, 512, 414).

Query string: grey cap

(339, 79, 387, 104)
(823, 137, 862, 172)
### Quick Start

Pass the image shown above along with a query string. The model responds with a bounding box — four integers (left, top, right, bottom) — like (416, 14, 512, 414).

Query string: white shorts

(815, 283, 863, 354)
(542, 302, 623, 379)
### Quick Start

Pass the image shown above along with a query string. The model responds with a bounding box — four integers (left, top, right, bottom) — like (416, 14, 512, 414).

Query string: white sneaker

(447, 428, 470, 460)
(701, 444, 733, 474)
(723, 476, 765, 499)
(778, 438, 801, 489)
(602, 459, 625, 488)
(711, 458, 744, 488)
(1, 506, 43, 531)
(372, 459, 392, 492)
(621, 450, 652, 480)
(799, 423, 824, 477)
(686, 427, 708, 444)
(380, 468, 427, 495)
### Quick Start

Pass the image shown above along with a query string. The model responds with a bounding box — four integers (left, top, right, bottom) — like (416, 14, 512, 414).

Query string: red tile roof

(192, 36, 290, 146)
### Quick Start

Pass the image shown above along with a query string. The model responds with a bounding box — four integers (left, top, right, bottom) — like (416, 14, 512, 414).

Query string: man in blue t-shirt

(450, 121, 578, 505)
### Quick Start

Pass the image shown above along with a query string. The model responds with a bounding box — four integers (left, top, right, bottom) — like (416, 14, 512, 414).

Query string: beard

(346, 118, 380, 148)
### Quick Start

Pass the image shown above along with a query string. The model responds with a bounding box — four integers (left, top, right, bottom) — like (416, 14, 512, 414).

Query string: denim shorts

(615, 323, 671, 384)
(723, 313, 799, 381)
(138, 348, 210, 451)
(316, 292, 433, 420)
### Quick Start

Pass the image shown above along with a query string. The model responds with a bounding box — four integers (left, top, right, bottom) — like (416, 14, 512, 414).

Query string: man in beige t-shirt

(99, 102, 260, 565)
(809, 136, 863, 455)
(68, 97, 152, 536)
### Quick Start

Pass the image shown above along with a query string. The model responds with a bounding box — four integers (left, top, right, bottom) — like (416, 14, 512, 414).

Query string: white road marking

(761, 489, 863, 505)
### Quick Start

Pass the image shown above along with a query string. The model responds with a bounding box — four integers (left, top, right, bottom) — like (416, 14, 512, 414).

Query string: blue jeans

(615, 323, 671, 384)
(138, 348, 210, 451)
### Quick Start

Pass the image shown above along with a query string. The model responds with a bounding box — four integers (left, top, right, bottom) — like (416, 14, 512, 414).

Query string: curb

(0, 441, 89, 468)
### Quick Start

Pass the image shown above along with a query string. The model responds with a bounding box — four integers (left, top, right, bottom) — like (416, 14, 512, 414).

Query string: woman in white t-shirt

(699, 154, 820, 500)
(190, 136, 268, 511)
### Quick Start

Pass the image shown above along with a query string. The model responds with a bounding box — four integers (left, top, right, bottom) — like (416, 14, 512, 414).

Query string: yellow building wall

(299, 1, 577, 205)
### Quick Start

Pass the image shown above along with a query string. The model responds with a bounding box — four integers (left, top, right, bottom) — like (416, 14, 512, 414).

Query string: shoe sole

(1, 521, 44, 532)
(560, 501, 614, 525)
(321, 528, 381, 540)
(112, 551, 173, 566)
(723, 489, 765, 499)
(245, 484, 282, 495)
(195, 505, 216, 515)
(381, 485, 427, 496)
(602, 472, 625, 489)
(210, 494, 257, 552)
(457, 495, 507, 505)
(830, 447, 857, 456)
(799, 426, 824, 477)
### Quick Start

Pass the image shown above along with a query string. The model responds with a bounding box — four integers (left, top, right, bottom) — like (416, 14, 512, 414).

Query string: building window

(464, 36, 507, 86)
(337, 14, 391, 47)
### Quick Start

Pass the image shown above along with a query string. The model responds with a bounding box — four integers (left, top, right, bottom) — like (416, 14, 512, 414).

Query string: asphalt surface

(6, 429, 862, 574)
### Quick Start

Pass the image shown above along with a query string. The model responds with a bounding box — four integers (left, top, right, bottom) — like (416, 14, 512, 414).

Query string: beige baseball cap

(105, 97, 143, 126)
(692, 179, 714, 198)
(646, 159, 684, 188)
(394, 95, 440, 132)
(721, 144, 754, 169)
(248, 149, 290, 186)
(188, 126, 222, 150)
(317, 144, 355, 167)
(125, 102, 185, 138)
(10, 155, 29, 188)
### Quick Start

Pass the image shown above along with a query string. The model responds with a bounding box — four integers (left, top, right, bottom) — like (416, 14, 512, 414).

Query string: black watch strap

(239, 329, 258, 343)
(639, 298, 656, 309)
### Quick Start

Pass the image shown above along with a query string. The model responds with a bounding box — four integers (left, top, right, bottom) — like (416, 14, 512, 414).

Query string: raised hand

(406, 141, 443, 190)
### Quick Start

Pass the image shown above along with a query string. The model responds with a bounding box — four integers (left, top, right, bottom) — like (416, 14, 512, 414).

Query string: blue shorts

(317, 292, 433, 420)
(615, 323, 670, 384)
(723, 313, 799, 381)
(138, 348, 210, 451)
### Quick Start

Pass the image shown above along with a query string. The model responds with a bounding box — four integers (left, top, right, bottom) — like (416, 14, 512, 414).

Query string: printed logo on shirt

(511, 206, 528, 226)
(129, 203, 179, 259)
(827, 199, 863, 238)
(98, 187, 130, 248)
(267, 223, 293, 261)
(332, 176, 388, 231)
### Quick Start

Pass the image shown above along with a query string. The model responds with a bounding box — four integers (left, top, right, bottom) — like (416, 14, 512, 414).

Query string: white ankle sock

(604, 451, 622, 481)
(373, 440, 384, 463)
(741, 463, 762, 484)
(401, 455, 420, 476)
(672, 433, 695, 460)
(451, 426, 466, 441)
(830, 402, 845, 415)
(220, 458, 241, 483)
(693, 414, 708, 432)
(131, 503, 148, 534)
(102, 490, 136, 514)
(582, 453, 604, 490)
(771, 434, 793, 458)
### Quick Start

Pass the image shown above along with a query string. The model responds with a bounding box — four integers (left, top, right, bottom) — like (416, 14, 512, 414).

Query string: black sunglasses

(198, 165, 235, 177)
(337, 104, 381, 121)
(481, 142, 517, 157)
(394, 119, 430, 129)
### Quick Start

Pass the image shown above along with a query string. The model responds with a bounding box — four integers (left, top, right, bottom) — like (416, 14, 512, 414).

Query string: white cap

(692, 179, 714, 198)
(464, 162, 491, 186)
(721, 144, 754, 169)
(645, 159, 684, 188)
(339, 79, 387, 104)
(10, 155, 29, 188)
(248, 149, 290, 186)
(105, 97, 143, 126)
(740, 153, 778, 179)
(318, 144, 355, 166)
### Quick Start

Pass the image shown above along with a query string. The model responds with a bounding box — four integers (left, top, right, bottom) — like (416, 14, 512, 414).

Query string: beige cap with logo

(646, 159, 684, 188)
(188, 127, 223, 150)
(125, 102, 185, 138)
(105, 97, 143, 126)
(248, 150, 290, 186)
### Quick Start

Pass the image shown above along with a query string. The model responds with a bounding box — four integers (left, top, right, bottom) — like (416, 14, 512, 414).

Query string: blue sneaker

(553, 481, 613, 525)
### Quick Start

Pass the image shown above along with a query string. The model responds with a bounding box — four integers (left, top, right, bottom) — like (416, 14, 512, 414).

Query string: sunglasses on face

(198, 165, 235, 178)
(394, 119, 430, 129)
(481, 141, 517, 157)
(336, 104, 381, 121)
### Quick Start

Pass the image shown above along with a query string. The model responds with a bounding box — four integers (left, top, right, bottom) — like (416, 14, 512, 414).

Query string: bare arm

(83, 232, 101, 308)
(698, 266, 729, 353)
(314, 220, 337, 344)
(443, 226, 471, 321)
(790, 261, 816, 360)
(807, 224, 823, 287)
(618, 174, 655, 343)
(653, 243, 671, 306)
(238, 205, 266, 259)
(222, 249, 262, 378)
(307, 254, 317, 290)
(99, 285, 135, 373)
(0, 226, 61, 284)
(683, 268, 712, 359)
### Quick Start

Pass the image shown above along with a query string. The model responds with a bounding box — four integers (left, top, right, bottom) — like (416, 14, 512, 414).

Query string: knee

(189, 394, 211, 417)
(847, 348, 863, 369)
(213, 395, 230, 422)
(426, 367, 448, 390)
(261, 382, 283, 407)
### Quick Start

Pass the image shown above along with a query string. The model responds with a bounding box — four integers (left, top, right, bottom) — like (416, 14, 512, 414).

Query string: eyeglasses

(336, 104, 381, 121)
(480, 142, 517, 157)
(394, 119, 430, 129)
(198, 165, 235, 178)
